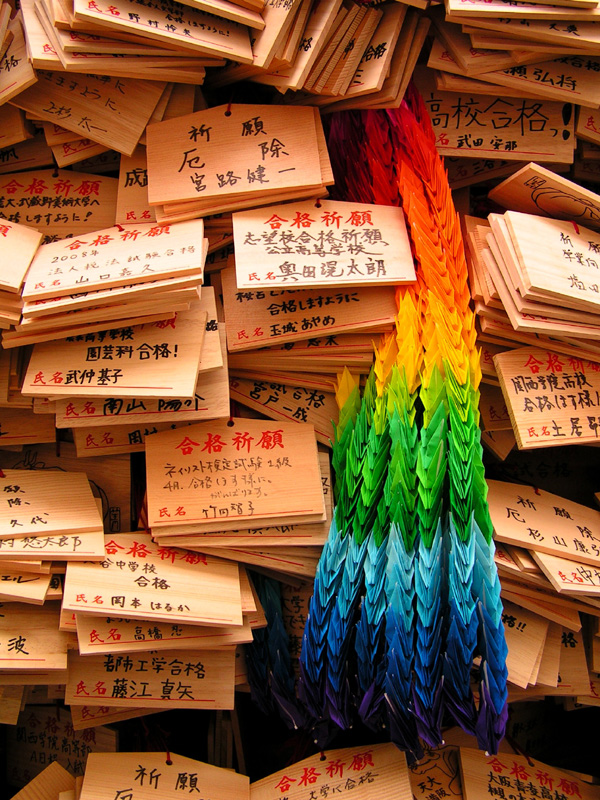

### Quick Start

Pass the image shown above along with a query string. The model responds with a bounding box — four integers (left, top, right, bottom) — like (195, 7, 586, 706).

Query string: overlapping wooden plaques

(145, 418, 325, 534)
(146, 103, 332, 217)
(0, 168, 118, 240)
(80, 752, 249, 800)
(0, 603, 73, 671)
(414, 66, 575, 163)
(493, 346, 600, 448)
(489, 164, 600, 238)
(460, 747, 600, 800)
(221, 264, 397, 351)
(63, 532, 243, 626)
(250, 743, 413, 800)
(0, 468, 104, 542)
(66, 647, 236, 708)
(22, 303, 207, 398)
(232, 199, 414, 288)
(23, 219, 205, 300)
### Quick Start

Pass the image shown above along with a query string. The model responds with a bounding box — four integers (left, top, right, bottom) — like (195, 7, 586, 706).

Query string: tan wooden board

(146, 103, 327, 206)
(0, 16, 38, 107)
(52, 139, 109, 169)
(153, 450, 330, 547)
(449, 0, 600, 19)
(11, 71, 166, 156)
(0, 134, 54, 177)
(81, 751, 249, 800)
(542, 626, 590, 694)
(487, 478, 600, 568)
(66, 647, 236, 708)
(76, 612, 253, 655)
(249, 0, 300, 69)
(73, 0, 253, 63)
(5, 704, 117, 787)
(577, 106, 600, 146)
(479, 382, 512, 431)
(10, 762, 75, 800)
(472, 55, 600, 108)
(72, 420, 198, 457)
(532, 549, 600, 594)
(0, 528, 106, 560)
(536, 620, 561, 687)
(232, 199, 414, 288)
(0, 440, 132, 535)
(413, 66, 575, 163)
(0, 406, 56, 445)
(229, 376, 336, 446)
(221, 264, 396, 352)
(0, 219, 40, 293)
(250, 743, 412, 800)
(489, 162, 600, 234)
(494, 346, 600, 448)
(447, 157, 520, 190)
(63, 531, 243, 626)
(0, 603, 73, 670)
(193, 545, 319, 578)
(145, 418, 325, 533)
(23, 219, 204, 300)
(503, 209, 600, 311)
(23, 271, 202, 319)
(0, 569, 51, 603)
(501, 599, 548, 688)
(23, 303, 206, 398)
(0, 684, 24, 724)
(337, 3, 405, 100)
(249, 0, 344, 90)
(115, 145, 156, 225)
(0, 168, 118, 240)
(0, 468, 103, 540)
(70, 704, 160, 730)
(0, 105, 31, 151)
(459, 747, 600, 800)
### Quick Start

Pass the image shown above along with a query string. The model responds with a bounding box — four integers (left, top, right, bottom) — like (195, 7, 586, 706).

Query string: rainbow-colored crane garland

(244, 87, 508, 762)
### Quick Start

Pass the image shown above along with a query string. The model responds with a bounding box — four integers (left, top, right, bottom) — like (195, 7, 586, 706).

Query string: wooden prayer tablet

(66, 647, 236, 708)
(459, 747, 600, 800)
(0, 603, 73, 671)
(0, 569, 51, 603)
(11, 72, 166, 156)
(22, 304, 207, 399)
(9, 762, 75, 800)
(73, 0, 253, 63)
(76, 612, 253, 655)
(0, 105, 31, 151)
(6, 705, 118, 785)
(487, 478, 600, 568)
(72, 421, 195, 457)
(63, 532, 243, 626)
(81, 751, 249, 800)
(232, 199, 414, 288)
(0, 16, 38, 107)
(532, 549, 600, 594)
(494, 346, 600, 448)
(146, 104, 327, 206)
(0, 168, 118, 239)
(501, 599, 549, 688)
(489, 162, 600, 233)
(475, 56, 600, 109)
(221, 264, 396, 352)
(0, 468, 103, 540)
(0, 529, 106, 560)
(115, 146, 156, 225)
(229, 376, 337, 446)
(413, 67, 575, 164)
(577, 107, 600, 146)
(502, 210, 600, 311)
(250, 743, 413, 800)
(23, 219, 205, 300)
(0, 220, 42, 293)
(145, 418, 326, 533)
